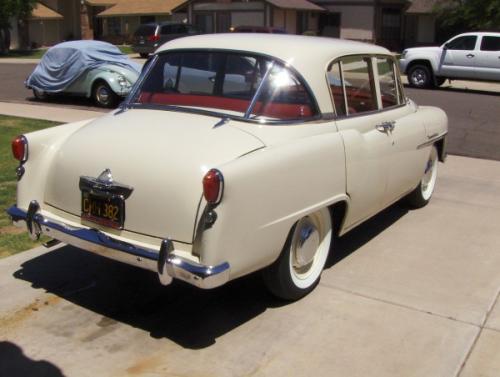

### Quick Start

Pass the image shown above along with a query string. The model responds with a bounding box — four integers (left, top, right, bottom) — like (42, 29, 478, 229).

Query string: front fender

(87, 70, 130, 97)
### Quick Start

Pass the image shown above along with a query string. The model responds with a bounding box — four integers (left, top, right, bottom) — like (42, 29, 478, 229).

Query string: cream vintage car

(8, 34, 448, 300)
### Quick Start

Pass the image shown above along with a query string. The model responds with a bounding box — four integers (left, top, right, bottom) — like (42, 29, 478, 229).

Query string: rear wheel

(263, 208, 332, 301)
(406, 145, 439, 208)
(408, 64, 433, 89)
(32, 88, 48, 101)
(92, 81, 118, 108)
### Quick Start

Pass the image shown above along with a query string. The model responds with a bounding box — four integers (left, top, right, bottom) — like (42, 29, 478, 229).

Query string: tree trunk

(0, 27, 11, 54)
(17, 19, 30, 49)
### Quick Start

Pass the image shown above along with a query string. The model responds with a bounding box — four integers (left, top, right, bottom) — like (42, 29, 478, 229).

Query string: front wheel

(408, 64, 433, 89)
(92, 81, 118, 108)
(406, 145, 439, 208)
(263, 208, 333, 301)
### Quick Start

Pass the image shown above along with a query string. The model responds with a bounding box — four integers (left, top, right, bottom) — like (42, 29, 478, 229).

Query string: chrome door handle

(466, 54, 475, 58)
(376, 121, 395, 133)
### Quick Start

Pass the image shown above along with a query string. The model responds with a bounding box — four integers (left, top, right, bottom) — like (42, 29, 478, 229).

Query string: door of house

(318, 13, 340, 38)
(380, 8, 402, 51)
(216, 12, 231, 33)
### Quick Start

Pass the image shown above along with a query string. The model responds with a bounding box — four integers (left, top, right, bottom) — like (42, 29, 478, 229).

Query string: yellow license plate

(81, 191, 125, 229)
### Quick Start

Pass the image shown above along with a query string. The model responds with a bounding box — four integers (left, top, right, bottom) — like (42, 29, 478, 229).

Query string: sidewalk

(0, 101, 105, 123)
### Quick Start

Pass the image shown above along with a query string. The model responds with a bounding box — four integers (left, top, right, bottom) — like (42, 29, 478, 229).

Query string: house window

(107, 17, 122, 36)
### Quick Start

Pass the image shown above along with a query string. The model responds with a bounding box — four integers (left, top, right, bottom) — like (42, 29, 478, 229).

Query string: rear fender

(195, 132, 347, 279)
(15, 119, 96, 211)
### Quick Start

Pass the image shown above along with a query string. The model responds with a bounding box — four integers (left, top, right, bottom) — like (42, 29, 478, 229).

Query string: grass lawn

(0, 115, 59, 258)
(0, 48, 47, 59)
(117, 45, 134, 55)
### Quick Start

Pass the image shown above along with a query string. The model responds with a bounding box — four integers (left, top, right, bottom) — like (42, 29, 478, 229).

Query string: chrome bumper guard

(7, 201, 230, 289)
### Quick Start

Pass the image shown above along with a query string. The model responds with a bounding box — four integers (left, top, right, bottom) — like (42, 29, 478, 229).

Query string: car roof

(158, 33, 388, 63)
(156, 33, 391, 115)
(453, 31, 500, 37)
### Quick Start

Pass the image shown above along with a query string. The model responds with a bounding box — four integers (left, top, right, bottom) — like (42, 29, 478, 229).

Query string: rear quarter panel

(196, 128, 348, 279)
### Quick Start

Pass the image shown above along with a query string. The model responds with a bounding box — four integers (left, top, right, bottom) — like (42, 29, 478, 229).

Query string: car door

(474, 35, 500, 81)
(374, 57, 428, 205)
(439, 35, 478, 79)
(330, 56, 393, 229)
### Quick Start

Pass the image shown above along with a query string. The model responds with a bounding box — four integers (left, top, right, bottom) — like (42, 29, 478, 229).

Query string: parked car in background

(10, 34, 447, 301)
(400, 32, 500, 88)
(132, 22, 198, 58)
(230, 25, 287, 34)
(25, 40, 141, 107)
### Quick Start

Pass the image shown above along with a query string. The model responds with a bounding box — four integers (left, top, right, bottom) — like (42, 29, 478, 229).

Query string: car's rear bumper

(7, 202, 230, 289)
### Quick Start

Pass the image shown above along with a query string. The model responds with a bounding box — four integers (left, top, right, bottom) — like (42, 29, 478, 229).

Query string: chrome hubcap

(97, 86, 110, 103)
(411, 69, 427, 86)
(292, 217, 320, 271)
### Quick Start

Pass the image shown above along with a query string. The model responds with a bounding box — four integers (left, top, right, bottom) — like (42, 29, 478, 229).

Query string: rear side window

(327, 62, 346, 116)
(134, 25, 157, 37)
(133, 51, 318, 121)
(481, 36, 500, 51)
(447, 36, 477, 50)
(340, 56, 377, 115)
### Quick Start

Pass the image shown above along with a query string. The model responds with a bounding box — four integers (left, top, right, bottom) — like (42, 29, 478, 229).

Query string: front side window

(446, 36, 477, 50)
(131, 51, 318, 121)
(481, 36, 500, 51)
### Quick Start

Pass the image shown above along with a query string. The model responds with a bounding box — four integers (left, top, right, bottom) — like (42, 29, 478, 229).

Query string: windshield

(129, 50, 318, 121)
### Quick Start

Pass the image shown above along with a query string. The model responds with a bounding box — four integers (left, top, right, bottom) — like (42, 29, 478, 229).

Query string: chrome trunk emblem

(79, 169, 134, 199)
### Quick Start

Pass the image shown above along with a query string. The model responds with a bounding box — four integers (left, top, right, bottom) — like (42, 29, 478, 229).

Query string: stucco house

(13, 0, 439, 51)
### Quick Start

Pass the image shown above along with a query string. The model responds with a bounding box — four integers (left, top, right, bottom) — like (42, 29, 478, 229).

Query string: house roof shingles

(29, 2, 63, 20)
(98, 0, 186, 17)
(267, 0, 324, 11)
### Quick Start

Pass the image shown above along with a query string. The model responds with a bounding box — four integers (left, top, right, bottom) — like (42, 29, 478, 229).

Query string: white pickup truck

(400, 32, 500, 88)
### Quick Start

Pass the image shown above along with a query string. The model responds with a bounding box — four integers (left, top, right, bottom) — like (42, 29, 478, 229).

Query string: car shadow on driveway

(12, 202, 409, 349)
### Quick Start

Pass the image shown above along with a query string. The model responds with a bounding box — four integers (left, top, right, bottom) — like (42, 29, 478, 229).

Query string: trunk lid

(44, 109, 264, 243)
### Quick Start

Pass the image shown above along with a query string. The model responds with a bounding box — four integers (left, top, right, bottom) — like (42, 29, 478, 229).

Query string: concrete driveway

(0, 154, 499, 377)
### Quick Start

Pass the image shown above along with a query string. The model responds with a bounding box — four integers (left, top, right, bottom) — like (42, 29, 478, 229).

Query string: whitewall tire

(263, 207, 332, 300)
(407, 145, 438, 208)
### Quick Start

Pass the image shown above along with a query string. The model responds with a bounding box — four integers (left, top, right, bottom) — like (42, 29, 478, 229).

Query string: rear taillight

(203, 169, 224, 205)
(12, 135, 28, 162)
(148, 34, 160, 42)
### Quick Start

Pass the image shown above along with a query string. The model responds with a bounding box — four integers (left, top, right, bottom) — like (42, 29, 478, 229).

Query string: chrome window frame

(123, 48, 322, 125)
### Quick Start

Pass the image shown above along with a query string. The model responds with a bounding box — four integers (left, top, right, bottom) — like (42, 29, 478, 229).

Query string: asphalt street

(1, 63, 499, 160)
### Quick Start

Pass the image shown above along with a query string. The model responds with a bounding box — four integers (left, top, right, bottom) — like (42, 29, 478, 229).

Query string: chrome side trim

(417, 132, 448, 150)
(7, 204, 230, 290)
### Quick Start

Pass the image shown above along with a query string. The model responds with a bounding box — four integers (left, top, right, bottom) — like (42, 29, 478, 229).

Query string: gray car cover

(26, 40, 141, 92)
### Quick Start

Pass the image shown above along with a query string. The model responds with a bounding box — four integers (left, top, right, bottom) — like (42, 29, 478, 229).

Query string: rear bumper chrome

(7, 202, 230, 289)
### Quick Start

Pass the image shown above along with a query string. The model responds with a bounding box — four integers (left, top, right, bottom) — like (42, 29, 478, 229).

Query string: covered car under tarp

(26, 40, 141, 92)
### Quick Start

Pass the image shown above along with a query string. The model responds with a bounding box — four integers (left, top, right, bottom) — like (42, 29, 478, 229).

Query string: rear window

(134, 25, 157, 37)
(481, 36, 500, 51)
(131, 51, 318, 122)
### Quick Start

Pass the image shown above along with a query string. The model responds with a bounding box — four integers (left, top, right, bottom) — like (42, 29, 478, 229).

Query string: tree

(0, 0, 36, 54)
(435, 0, 500, 41)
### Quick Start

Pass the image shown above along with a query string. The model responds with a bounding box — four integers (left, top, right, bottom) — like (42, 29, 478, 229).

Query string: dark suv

(132, 22, 198, 58)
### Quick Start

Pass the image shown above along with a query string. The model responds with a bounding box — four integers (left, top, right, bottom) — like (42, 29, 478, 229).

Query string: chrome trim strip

(417, 132, 448, 150)
(7, 204, 231, 289)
